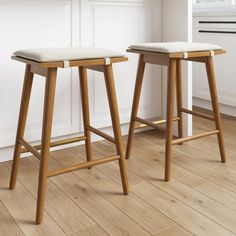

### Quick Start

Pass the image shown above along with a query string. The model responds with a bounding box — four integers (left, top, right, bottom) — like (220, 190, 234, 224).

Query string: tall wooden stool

(9, 47, 129, 224)
(126, 42, 226, 181)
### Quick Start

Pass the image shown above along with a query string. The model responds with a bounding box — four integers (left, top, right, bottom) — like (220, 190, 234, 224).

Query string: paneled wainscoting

(1, 113, 235, 236)
(0, 0, 193, 162)
(0, 0, 162, 162)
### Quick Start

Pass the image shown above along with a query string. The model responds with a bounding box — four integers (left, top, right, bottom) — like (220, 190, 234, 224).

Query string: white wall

(193, 14, 236, 117)
(0, 0, 163, 162)
(162, 0, 193, 136)
(0, 0, 192, 162)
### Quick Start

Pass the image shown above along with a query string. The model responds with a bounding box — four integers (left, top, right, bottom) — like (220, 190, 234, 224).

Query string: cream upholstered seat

(129, 42, 223, 54)
(13, 47, 125, 62)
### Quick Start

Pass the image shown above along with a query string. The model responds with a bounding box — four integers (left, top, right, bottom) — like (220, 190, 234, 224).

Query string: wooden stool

(125, 42, 226, 181)
(9, 47, 129, 224)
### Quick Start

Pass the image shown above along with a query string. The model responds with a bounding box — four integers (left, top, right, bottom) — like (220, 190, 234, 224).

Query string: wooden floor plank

(69, 225, 109, 236)
(154, 225, 193, 236)
(0, 114, 235, 236)
(141, 128, 236, 194)
(70, 141, 233, 236)
(0, 199, 24, 236)
(51, 148, 176, 235)
(4, 158, 96, 236)
(123, 134, 236, 233)
(195, 181, 236, 212)
(52, 174, 150, 235)
(152, 179, 236, 233)
(43, 154, 151, 236)
(132, 181, 233, 236)
(175, 138, 236, 176)
(0, 163, 66, 236)
(173, 148, 236, 193)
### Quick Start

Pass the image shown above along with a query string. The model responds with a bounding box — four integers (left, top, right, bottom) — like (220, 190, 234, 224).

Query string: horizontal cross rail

(48, 155, 120, 177)
(135, 117, 180, 129)
(172, 130, 219, 145)
(21, 136, 87, 154)
(180, 108, 215, 121)
(88, 126, 115, 144)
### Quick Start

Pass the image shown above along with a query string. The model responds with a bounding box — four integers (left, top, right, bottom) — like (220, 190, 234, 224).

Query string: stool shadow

(206, 159, 224, 163)
(145, 176, 165, 182)
(101, 190, 124, 196)
(17, 219, 36, 225)
(0, 187, 9, 191)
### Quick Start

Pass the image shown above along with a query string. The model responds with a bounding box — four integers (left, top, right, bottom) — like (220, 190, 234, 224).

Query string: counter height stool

(9, 47, 129, 224)
(126, 42, 226, 181)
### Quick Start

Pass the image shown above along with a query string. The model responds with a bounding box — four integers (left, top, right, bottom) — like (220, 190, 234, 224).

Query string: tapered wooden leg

(176, 59, 184, 141)
(125, 55, 145, 159)
(165, 59, 177, 181)
(9, 64, 34, 189)
(36, 68, 57, 224)
(104, 64, 129, 195)
(205, 56, 226, 163)
(79, 67, 92, 164)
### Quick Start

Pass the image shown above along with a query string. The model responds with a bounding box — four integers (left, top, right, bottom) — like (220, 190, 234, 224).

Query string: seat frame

(125, 49, 226, 181)
(9, 56, 129, 224)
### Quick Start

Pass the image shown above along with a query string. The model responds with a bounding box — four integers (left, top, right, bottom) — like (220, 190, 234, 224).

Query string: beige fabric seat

(129, 42, 223, 54)
(13, 47, 125, 62)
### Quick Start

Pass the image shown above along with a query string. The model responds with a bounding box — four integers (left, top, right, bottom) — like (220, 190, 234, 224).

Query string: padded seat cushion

(129, 42, 223, 54)
(13, 47, 125, 62)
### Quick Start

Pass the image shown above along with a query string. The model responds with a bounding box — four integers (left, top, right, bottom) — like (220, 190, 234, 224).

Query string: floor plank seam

(0, 199, 26, 236)
(70, 149, 197, 236)
(172, 156, 236, 194)
(175, 143, 236, 176)
(50, 173, 132, 236)
(121, 170, 205, 235)
(135, 169, 236, 235)
(3, 162, 68, 235)
(28, 156, 106, 236)
(192, 186, 236, 213)
(60, 160, 156, 235)
(1, 115, 235, 236)
(68, 149, 184, 235)
(49, 154, 146, 236)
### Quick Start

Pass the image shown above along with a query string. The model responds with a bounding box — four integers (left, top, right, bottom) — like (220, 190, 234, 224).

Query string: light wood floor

(0, 115, 236, 236)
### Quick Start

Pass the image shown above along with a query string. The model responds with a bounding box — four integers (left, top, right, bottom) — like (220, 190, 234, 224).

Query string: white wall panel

(80, 0, 162, 128)
(162, 0, 193, 136)
(0, 0, 192, 162)
(193, 16, 236, 116)
(0, 0, 74, 148)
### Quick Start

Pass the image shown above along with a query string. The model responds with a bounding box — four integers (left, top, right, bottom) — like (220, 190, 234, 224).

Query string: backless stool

(126, 42, 226, 181)
(9, 47, 129, 224)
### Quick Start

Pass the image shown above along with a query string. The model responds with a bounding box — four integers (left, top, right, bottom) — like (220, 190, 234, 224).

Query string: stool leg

(205, 57, 226, 163)
(125, 55, 145, 159)
(36, 68, 57, 224)
(9, 64, 34, 189)
(165, 59, 177, 181)
(176, 60, 184, 140)
(104, 64, 129, 195)
(79, 67, 92, 164)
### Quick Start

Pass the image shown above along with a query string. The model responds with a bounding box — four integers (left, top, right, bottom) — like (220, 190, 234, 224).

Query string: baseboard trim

(0, 122, 154, 163)
(193, 97, 236, 118)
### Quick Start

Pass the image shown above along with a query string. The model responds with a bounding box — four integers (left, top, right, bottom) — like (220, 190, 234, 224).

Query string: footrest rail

(172, 130, 219, 145)
(47, 155, 120, 177)
(135, 116, 180, 129)
(20, 136, 87, 154)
